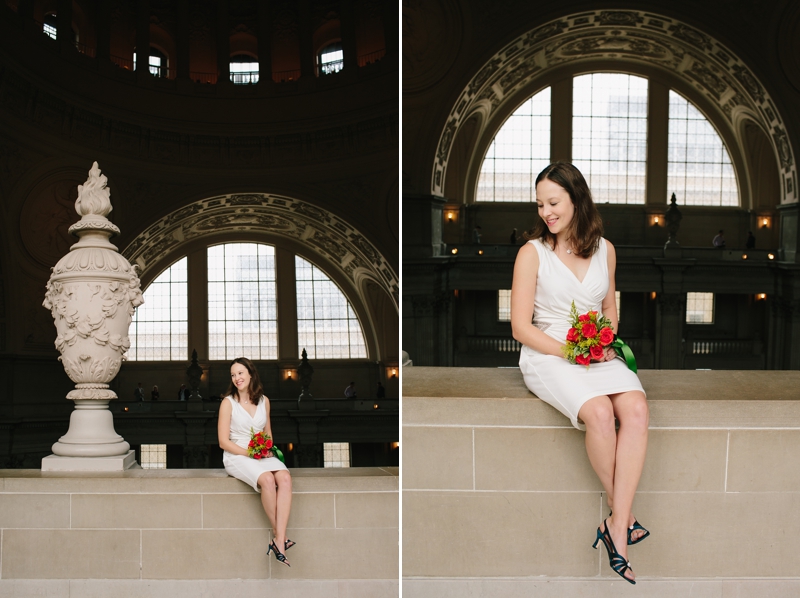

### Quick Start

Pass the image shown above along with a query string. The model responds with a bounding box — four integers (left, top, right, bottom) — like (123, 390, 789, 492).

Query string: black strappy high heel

(284, 539, 296, 551)
(609, 510, 650, 545)
(267, 540, 291, 566)
(593, 519, 635, 584)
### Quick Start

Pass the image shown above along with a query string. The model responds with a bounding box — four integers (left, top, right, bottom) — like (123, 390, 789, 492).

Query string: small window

(686, 292, 714, 324)
(615, 291, 621, 324)
(318, 42, 343, 75)
(133, 48, 168, 78)
(43, 13, 57, 39)
(323, 442, 350, 468)
(230, 54, 259, 85)
(498, 290, 511, 321)
(140, 444, 167, 469)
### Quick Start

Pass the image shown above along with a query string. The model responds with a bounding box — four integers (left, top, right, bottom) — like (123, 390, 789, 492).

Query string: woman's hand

(600, 346, 617, 362)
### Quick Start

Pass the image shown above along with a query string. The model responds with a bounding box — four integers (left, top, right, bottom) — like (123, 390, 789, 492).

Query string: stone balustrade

(403, 367, 800, 596)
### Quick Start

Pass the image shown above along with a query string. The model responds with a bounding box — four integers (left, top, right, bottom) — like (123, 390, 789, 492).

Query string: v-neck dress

(518, 238, 645, 430)
(222, 396, 288, 492)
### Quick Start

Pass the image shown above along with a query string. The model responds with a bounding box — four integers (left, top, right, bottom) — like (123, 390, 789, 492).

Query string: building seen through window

(323, 442, 350, 467)
(686, 292, 715, 324)
(230, 54, 259, 84)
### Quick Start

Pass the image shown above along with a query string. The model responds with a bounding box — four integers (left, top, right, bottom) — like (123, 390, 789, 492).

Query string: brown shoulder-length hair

(523, 162, 603, 258)
(225, 357, 264, 405)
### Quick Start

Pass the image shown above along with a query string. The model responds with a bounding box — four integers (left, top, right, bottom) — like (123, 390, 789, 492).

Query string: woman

(150, 385, 159, 401)
(217, 357, 294, 566)
(511, 163, 649, 584)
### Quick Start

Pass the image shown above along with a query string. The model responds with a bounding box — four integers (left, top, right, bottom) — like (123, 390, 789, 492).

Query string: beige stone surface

(474, 427, 601, 491)
(0, 580, 69, 598)
(628, 492, 800, 577)
(142, 528, 398, 579)
(402, 426, 474, 490)
(403, 367, 800, 402)
(402, 579, 726, 597)
(335, 491, 399, 528)
(636, 429, 727, 492)
(71, 493, 202, 529)
(203, 492, 335, 529)
(0, 494, 70, 528)
(403, 490, 600, 577)
(403, 396, 568, 427)
(2, 530, 140, 579)
(726, 430, 800, 491)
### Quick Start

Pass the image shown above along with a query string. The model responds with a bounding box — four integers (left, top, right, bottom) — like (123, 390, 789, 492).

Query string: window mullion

(275, 247, 299, 361)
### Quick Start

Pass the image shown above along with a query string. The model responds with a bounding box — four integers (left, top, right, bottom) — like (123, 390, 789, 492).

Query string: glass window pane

(476, 88, 551, 202)
(128, 257, 188, 361)
(207, 243, 278, 360)
(668, 91, 738, 206)
(571, 73, 648, 205)
(295, 256, 368, 359)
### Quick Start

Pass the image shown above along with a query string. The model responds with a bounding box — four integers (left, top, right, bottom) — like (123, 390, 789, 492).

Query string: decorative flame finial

(75, 161, 112, 218)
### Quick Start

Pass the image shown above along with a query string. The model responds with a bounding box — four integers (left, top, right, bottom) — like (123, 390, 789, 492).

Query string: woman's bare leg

(272, 470, 293, 550)
(257, 471, 278, 531)
(608, 390, 649, 544)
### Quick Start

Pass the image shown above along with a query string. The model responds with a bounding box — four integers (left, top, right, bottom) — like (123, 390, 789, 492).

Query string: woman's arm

(262, 396, 273, 438)
(217, 398, 249, 456)
(599, 240, 620, 362)
(510, 243, 568, 357)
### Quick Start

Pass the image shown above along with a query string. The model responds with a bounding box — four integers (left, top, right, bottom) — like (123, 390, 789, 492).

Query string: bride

(218, 357, 294, 566)
(511, 162, 649, 584)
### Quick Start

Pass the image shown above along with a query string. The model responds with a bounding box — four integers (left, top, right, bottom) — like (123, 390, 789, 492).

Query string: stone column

(176, 0, 190, 80)
(135, 0, 150, 82)
(654, 292, 685, 369)
(57, 0, 73, 52)
(216, 0, 230, 84)
(41, 162, 143, 471)
(95, 0, 111, 62)
(257, 0, 273, 84)
(340, 0, 357, 71)
(298, 0, 314, 78)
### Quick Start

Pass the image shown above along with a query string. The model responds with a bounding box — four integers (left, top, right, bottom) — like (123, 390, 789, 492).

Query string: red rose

(254, 453, 262, 460)
(566, 327, 579, 343)
(590, 345, 604, 360)
(248, 440, 255, 448)
(581, 322, 597, 339)
(578, 314, 590, 322)
(589, 311, 598, 318)
(576, 353, 591, 366)
(265, 439, 273, 449)
(599, 327, 614, 346)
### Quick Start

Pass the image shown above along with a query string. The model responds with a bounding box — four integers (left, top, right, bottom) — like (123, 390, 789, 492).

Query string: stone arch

(430, 9, 797, 205)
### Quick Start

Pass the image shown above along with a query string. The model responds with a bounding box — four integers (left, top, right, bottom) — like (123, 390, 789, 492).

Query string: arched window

(668, 91, 738, 206)
(230, 54, 259, 85)
(128, 242, 369, 362)
(476, 87, 551, 202)
(208, 243, 277, 360)
(295, 256, 367, 358)
(43, 13, 57, 40)
(133, 48, 168, 78)
(318, 42, 343, 75)
(476, 72, 737, 206)
(128, 257, 188, 361)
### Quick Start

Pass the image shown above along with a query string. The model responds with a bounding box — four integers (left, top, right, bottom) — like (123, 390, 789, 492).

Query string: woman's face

(536, 178, 575, 236)
(230, 362, 251, 392)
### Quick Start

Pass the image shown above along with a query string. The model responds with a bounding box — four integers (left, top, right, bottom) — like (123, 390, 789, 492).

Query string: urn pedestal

(41, 162, 143, 471)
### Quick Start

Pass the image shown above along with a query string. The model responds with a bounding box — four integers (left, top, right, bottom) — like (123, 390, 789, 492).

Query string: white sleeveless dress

(519, 238, 645, 430)
(222, 396, 288, 492)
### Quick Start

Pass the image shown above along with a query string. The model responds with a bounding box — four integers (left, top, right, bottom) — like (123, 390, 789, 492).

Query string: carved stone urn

(42, 162, 143, 459)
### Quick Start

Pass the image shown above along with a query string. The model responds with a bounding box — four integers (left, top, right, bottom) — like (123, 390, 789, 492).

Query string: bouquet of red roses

(562, 301, 616, 367)
(248, 428, 285, 463)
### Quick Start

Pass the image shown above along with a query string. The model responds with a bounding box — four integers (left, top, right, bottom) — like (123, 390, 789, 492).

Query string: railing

(75, 41, 95, 58)
(358, 49, 385, 67)
(111, 54, 134, 70)
(230, 71, 259, 85)
(191, 71, 217, 84)
(272, 69, 300, 82)
(691, 340, 758, 355)
(466, 337, 522, 352)
(320, 60, 343, 75)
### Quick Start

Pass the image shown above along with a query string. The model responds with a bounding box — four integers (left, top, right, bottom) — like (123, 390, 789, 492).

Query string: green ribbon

(272, 447, 285, 464)
(611, 336, 638, 373)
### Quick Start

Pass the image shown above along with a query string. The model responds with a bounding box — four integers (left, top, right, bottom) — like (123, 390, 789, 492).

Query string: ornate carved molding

(430, 9, 797, 204)
(121, 193, 398, 309)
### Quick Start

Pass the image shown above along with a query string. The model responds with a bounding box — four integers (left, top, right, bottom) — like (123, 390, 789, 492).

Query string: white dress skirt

(222, 396, 288, 492)
(519, 238, 645, 430)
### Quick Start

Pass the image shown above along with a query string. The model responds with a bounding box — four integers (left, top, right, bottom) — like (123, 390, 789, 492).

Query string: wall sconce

(287, 443, 293, 451)
(283, 368, 297, 380)
(649, 214, 664, 227)
(445, 210, 458, 223)
(759, 216, 771, 229)
(649, 291, 657, 300)
(373, 404, 379, 409)
(123, 407, 129, 412)
(756, 293, 767, 301)
(386, 366, 398, 379)
(742, 254, 748, 260)
(451, 247, 458, 255)
(390, 442, 399, 450)
(768, 253, 775, 260)
(477, 249, 484, 255)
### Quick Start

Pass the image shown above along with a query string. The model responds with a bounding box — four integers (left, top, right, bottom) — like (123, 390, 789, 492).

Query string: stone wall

(403, 367, 800, 596)
(0, 467, 398, 597)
